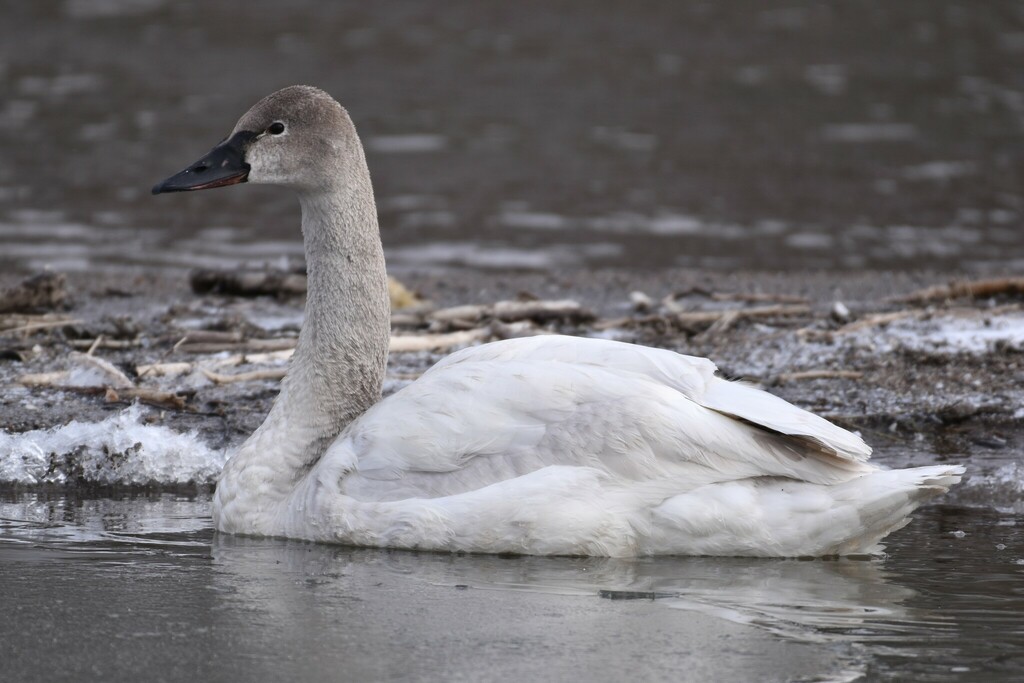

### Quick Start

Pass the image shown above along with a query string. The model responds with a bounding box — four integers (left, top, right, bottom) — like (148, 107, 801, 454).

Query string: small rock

(830, 301, 851, 323)
(972, 434, 1008, 449)
(630, 291, 653, 312)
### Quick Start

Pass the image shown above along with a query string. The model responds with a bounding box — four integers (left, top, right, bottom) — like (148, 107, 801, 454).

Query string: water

(2, 1, 1024, 274)
(1, 493, 1022, 682)
(1, 406, 1022, 680)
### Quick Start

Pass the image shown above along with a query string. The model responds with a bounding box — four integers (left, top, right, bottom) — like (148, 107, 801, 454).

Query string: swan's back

(334, 337, 866, 499)
(432, 336, 871, 461)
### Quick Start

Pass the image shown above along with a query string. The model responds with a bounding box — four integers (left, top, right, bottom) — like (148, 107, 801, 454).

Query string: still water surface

(2, 493, 1023, 682)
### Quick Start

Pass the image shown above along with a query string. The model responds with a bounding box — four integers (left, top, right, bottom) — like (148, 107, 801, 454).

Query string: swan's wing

(431, 336, 870, 462)
(429, 335, 720, 398)
(318, 337, 873, 503)
(698, 378, 870, 462)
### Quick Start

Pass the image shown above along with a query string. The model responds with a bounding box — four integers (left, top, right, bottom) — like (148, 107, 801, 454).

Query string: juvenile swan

(153, 86, 962, 556)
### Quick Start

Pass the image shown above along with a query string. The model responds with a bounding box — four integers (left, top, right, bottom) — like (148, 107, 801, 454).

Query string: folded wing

(324, 336, 874, 504)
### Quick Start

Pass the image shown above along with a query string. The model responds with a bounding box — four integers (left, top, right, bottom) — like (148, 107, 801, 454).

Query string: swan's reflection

(211, 535, 943, 645)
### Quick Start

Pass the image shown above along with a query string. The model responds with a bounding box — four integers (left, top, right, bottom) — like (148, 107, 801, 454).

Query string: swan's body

(154, 86, 962, 557)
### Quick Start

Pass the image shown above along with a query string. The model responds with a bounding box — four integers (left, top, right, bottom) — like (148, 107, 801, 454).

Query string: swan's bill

(152, 130, 255, 194)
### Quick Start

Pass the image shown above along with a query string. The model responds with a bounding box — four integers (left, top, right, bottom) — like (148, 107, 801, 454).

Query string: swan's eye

(267, 122, 286, 135)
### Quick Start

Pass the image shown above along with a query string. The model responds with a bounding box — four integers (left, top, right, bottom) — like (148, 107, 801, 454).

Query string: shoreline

(1, 266, 1021, 492)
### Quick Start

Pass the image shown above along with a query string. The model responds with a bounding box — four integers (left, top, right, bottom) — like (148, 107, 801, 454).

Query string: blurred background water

(1, 0, 1023, 273)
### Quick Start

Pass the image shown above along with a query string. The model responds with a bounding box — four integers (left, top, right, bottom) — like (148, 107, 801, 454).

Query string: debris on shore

(1, 267, 1021, 487)
(0, 273, 69, 314)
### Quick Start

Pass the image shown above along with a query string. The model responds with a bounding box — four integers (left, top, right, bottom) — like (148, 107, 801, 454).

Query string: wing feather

(329, 336, 873, 503)
(433, 336, 870, 461)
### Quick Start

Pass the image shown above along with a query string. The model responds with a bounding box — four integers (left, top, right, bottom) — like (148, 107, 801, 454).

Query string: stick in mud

(202, 368, 289, 384)
(893, 277, 1024, 304)
(429, 299, 594, 326)
(595, 304, 811, 332)
(776, 370, 865, 384)
(0, 316, 81, 336)
(389, 328, 491, 353)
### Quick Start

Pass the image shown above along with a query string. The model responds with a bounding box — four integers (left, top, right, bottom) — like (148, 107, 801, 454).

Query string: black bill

(152, 131, 257, 194)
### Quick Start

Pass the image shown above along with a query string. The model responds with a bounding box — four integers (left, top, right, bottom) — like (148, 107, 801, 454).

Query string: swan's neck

(279, 185, 390, 440)
(215, 166, 389, 521)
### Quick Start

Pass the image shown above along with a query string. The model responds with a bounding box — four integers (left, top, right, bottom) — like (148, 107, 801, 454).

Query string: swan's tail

(822, 464, 964, 555)
(647, 465, 965, 557)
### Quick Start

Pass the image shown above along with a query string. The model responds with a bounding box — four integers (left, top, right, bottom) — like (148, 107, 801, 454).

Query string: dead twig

(710, 292, 810, 305)
(136, 361, 195, 378)
(17, 375, 189, 410)
(696, 310, 742, 339)
(18, 353, 133, 389)
(174, 338, 298, 354)
(0, 316, 81, 336)
(591, 316, 633, 331)
(391, 311, 427, 328)
(17, 370, 71, 386)
(828, 310, 921, 335)
(490, 320, 550, 340)
(68, 339, 141, 350)
(102, 387, 189, 410)
(675, 305, 811, 335)
(201, 368, 288, 384)
(387, 372, 424, 381)
(389, 328, 491, 353)
(429, 300, 593, 327)
(170, 330, 244, 345)
(430, 304, 486, 324)
(85, 336, 103, 356)
(72, 352, 133, 388)
(892, 277, 1024, 304)
(492, 300, 594, 323)
(776, 370, 864, 383)
(137, 349, 295, 379)
(596, 304, 812, 333)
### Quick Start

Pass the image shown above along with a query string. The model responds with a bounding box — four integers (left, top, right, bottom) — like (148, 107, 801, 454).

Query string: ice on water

(0, 403, 226, 487)
(960, 462, 1024, 515)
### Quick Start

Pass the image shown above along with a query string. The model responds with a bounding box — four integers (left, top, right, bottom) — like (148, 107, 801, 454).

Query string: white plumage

(156, 86, 963, 557)
(260, 336, 961, 557)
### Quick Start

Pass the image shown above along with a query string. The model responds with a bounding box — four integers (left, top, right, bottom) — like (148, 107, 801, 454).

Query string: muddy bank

(0, 267, 1021, 491)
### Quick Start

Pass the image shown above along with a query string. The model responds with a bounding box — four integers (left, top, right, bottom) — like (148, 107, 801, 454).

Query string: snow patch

(882, 314, 1024, 355)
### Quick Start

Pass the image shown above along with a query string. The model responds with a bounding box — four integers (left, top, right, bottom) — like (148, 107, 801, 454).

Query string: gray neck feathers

(238, 146, 389, 487)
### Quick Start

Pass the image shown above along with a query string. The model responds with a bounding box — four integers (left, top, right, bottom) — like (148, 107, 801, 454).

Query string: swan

(152, 86, 962, 557)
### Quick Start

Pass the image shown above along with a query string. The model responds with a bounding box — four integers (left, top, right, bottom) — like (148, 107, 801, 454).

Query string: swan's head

(152, 85, 358, 195)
